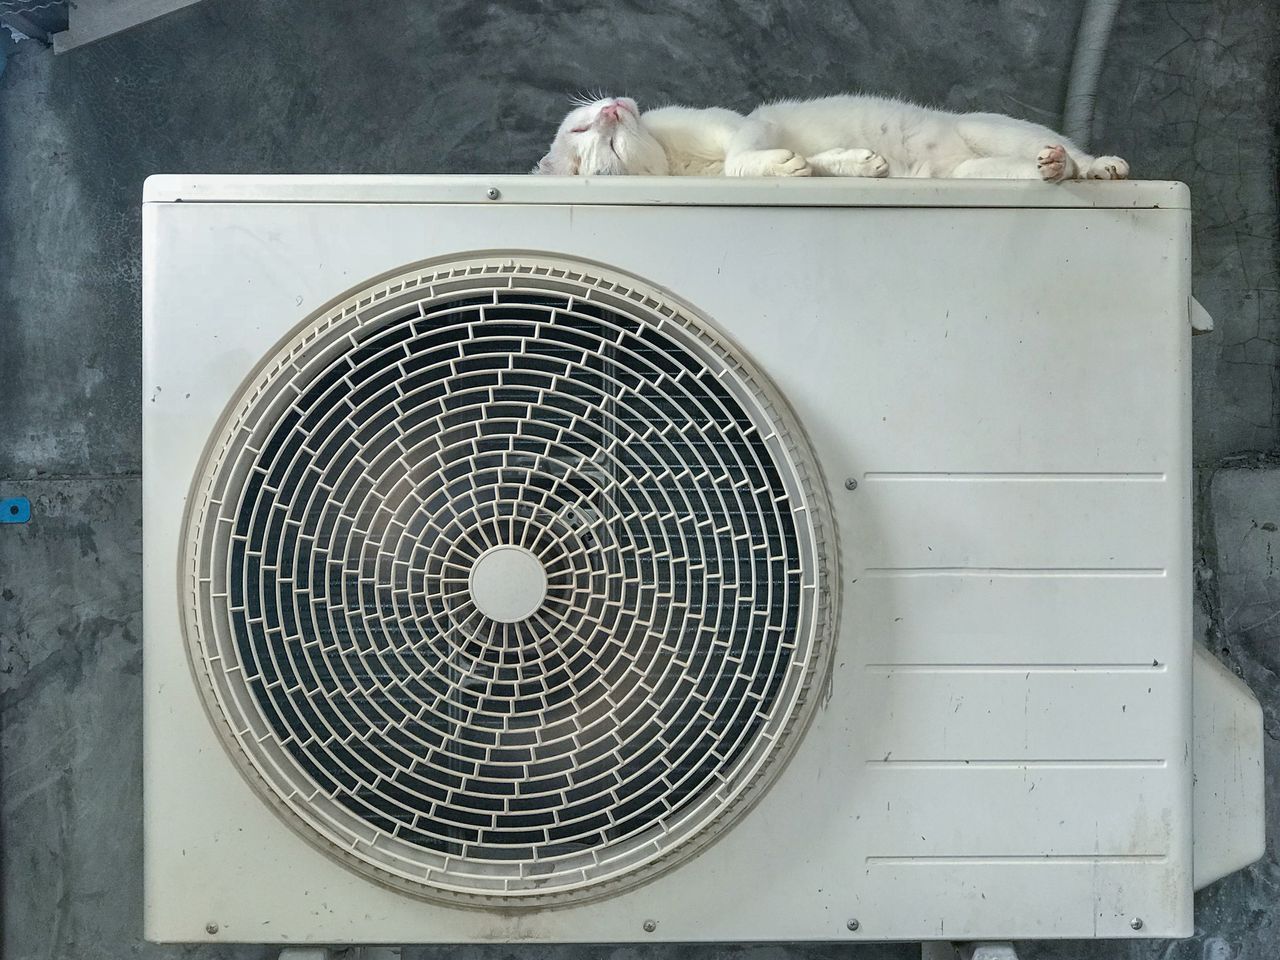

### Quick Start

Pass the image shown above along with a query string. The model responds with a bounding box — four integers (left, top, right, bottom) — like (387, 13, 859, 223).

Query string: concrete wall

(1, 1, 1276, 958)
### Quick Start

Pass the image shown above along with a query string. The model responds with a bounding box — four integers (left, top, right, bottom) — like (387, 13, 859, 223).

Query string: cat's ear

(532, 153, 557, 175)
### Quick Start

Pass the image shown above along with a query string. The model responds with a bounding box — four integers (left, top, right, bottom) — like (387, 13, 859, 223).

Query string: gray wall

(1, 1, 1277, 958)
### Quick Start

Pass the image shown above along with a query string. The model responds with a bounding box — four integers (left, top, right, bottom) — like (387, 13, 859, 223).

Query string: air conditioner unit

(142, 175, 1263, 951)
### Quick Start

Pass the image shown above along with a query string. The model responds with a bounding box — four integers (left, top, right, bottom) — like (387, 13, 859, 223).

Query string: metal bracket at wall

(1190, 296, 1215, 335)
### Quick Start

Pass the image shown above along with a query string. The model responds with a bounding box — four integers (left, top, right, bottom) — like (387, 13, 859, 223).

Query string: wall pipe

(1063, 0, 1124, 149)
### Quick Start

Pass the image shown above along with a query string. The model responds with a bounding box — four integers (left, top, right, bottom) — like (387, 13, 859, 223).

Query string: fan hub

(468, 545, 548, 623)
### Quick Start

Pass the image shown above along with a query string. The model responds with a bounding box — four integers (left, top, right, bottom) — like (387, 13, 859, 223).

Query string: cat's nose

(599, 102, 623, 123)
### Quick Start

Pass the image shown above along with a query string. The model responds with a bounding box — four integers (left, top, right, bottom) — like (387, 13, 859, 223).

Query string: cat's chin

(604, 131, 668, 175)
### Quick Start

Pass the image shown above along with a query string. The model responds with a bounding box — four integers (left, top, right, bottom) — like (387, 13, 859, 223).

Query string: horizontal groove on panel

(862, 471, 1167, 482)
(862, 567, 1168, 578)
(866, 854, 1169, 865)
(865, 759, 1168, 769)
(865, 662, 1169, 673)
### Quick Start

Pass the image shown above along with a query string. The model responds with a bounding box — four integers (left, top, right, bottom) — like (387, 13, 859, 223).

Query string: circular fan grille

(183, 254, 835, 903)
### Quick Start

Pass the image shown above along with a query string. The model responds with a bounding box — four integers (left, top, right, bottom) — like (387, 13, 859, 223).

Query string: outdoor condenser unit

(142, 175, 1263, 952)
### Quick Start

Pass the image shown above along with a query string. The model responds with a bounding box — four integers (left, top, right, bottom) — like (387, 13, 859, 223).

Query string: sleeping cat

(533, 94, 1129, 182)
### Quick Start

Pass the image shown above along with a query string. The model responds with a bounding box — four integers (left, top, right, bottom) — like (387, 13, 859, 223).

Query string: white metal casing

(142, 175, 1236, 944)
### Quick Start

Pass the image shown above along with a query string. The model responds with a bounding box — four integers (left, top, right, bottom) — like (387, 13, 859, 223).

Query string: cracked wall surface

(1, 1, 1277, 958)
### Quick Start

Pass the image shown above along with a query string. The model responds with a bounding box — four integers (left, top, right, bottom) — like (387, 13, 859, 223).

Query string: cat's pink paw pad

(1087, 156, 1130, 180)
(1037, 144, 1071, 182)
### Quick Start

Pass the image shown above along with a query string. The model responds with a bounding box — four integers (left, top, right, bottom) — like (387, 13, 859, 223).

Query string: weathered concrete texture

(0, 37, 140, 479)
(1094, 0, 1280, 461)
(1, 1, 1278, 959)
(0, 478, 275, 960)
(1212, 463, 1280, 673)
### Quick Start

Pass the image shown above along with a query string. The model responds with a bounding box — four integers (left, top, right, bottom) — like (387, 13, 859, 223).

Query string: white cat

(533, 94, 1129, 182)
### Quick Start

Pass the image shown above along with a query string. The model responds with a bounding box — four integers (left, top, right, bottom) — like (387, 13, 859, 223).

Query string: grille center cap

(469, 545, 548, 623)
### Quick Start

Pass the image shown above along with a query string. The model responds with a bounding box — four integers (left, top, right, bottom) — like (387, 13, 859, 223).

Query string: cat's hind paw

(810, 148, 890, 178)
(1036, 144, 1076, 182)
(1087, 156, 1130, 180)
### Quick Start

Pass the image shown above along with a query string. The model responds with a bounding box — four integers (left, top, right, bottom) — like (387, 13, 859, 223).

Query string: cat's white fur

(534, 94, 1129, 182)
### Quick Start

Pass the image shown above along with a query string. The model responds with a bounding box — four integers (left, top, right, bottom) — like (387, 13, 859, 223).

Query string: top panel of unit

(143, 175, 1189, 210)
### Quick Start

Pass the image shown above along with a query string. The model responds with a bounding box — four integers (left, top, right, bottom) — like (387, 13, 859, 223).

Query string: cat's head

(533, 96, 668, 176)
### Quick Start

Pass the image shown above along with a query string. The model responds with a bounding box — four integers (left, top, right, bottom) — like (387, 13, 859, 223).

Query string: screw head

(846, 919, 860, 931)
(642, 919, 657, 933)
(1129, 917, 1143, 931)
(844, 477, 858, 490)
(486, 187, 501, 200)
(205, 922, 219, 935)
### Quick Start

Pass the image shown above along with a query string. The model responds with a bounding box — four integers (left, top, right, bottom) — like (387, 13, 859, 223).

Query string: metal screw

(844, 477, 858, 490)
(486, 187, 501, 201)
(1129, 918, 1143, 931)
(642, 919, 657, 933)
(205, 922, 219, 935)
(846, 919, 860, 931)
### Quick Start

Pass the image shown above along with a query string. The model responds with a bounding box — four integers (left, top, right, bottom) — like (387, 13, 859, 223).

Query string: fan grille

(183, 255, 835, 903)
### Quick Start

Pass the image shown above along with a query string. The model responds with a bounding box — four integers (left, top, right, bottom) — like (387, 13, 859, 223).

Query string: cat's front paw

(761, 149, 812, 177)
(1087, 156, 1130, 180)
(811, 148, 890, 178)
(727, 149, 812, 177)
(1036, 144, 1076, 182)
(849, 149, 890, 178)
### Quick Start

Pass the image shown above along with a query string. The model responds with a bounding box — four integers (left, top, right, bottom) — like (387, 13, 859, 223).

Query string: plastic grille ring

(181, 254, 836, 905)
